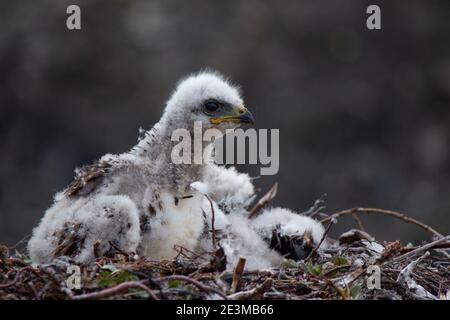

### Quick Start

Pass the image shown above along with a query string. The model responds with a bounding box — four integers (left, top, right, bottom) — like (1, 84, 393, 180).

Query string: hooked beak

(210, 105, 255, 125)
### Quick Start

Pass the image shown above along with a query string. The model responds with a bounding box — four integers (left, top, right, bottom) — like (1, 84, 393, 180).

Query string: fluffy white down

(28, 195, 141, 264)
(202, 165, 255, 213)
(164, 72, 242, 119)
(250, 207, 326, 247)
(221, 213, 283, 270)
(28, 71, 327, 269)
(199, 197, 282, 270)
(196, 179, 281, 270)
(140, 191, 205, 260)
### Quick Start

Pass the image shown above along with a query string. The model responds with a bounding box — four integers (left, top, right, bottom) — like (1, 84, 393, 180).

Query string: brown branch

(27, 281, 40, 300)
(346, 268, 367, 288)
(231, 257, 246, 293)
(108, 240, 132, 258)
(387, 235, 450, 265)
(157, 275, 227, 299)
(396, 251, 437, 300)
(173, 245, 209, 262)
(323, 278, 348, 300)
(351, 213, 366, 232)
(0, 266, 37, 289)
(320, 207, 444, 239)
(204, 195, 217, 250)
(37, 282, 51, 300)
(305, 219, 335, 261)
(227, 278, 272, 300)
(322, 264, 351, 277)
(72, 280, 159, 300)
(6, 257, 29, 267)
(0, 271, 21, 289)
(248, 183, 278, 219)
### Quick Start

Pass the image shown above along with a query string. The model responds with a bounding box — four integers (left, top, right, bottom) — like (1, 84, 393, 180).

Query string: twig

(322, 265, 351, 277)
(303, 194, 327, 218)
(346, 267, 367, 288)
(397, 252, 429, 283)
(305, 219, 335, 261)
(351, 213, 366, 232)
(10, 234, 32, 251)
(0, 271, 21, 289)
(72, 280, 159, 300)
(7, 257, 29, 267)
(37, 282, 52, 300)
(305, 272, 349, 299)
(321, 207, 444, 239)
(231, 257, 246, 293)
(0, 266, 36, 289)
(248, 183, 278, 218)
(157, 275, 227, 299)
(27, 281, 40, 300)
(173, 245, 209, 262)
(396, 251, 436, 300)
(323, 278, 348, 300)
(204, 195, 217, 250)
(263, 291, 289, 299)
(108, 240, 132, 258)
(387, 236, 450, 264)
(227, 278, 272, 300)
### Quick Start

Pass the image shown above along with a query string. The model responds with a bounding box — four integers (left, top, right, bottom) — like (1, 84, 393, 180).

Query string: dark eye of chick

(203, 100, 221, 114)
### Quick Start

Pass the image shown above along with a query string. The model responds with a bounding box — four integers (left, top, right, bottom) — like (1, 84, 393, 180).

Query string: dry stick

(157, 275, 227, 299)
(204, 194, 217, 250)
(322, 264, 351, 277)
(227, 278, 273, 300)
(0, 270, 21, 289)
(72, 280, 159, 300)
(387, 235, 450, 265)
(10, 233, 31, 253)
(173, 245, 209, 262)
(396, 251, 437, 300)
(323, 278, 348, 300)
(320, 207, 444, 239)
(231, 257, 246, 293)
(438, 280, 450, 299)
(0, 266, 37, 289)
(305, 220, 335, 261)
(263, 291, 289, 299)
(351, 213, 366, 232)
(248, 183, 278, 219)
(108, 240, 132, 258)
(7, 257, 29, 267)
(27, 281, 40, 300)
(37, 282, 52, 300)
(346, 267, 367, 288)
(304, 272, 348, 300)
(397, 252, 430, 283)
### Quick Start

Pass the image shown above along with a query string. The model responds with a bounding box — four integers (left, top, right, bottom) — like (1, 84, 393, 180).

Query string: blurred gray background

(1, 0, 449, 247)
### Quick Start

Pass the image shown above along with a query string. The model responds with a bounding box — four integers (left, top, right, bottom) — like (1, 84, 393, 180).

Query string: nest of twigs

(1, 203, 449, 300)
